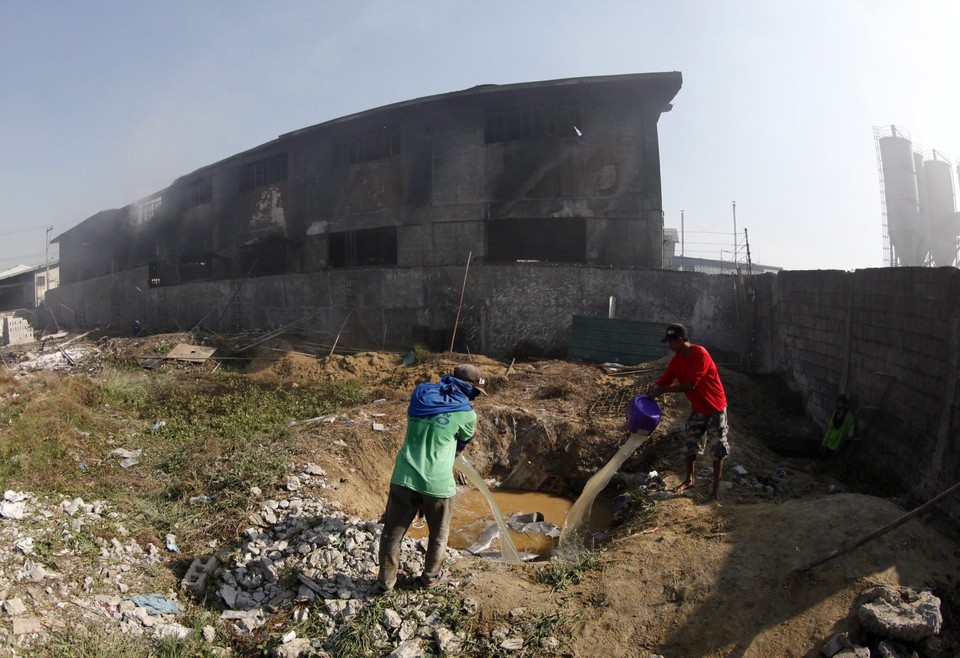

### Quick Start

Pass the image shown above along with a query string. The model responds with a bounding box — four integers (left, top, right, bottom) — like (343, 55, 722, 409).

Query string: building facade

(54, 73, 682, 291)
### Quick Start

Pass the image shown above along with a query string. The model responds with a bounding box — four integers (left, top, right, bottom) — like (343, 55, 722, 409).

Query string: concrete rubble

(0, 454, 952, 656)
(0, 459, 565, 656)
(821, 586, 945, 658)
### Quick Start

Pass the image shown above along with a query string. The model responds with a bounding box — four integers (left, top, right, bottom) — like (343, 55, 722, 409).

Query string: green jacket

(391, 410, 476, 498)
(821, 410, 855, 451)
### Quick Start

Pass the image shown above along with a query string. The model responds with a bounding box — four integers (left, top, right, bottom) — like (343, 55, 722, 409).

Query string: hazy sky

(2, 1, 958, 272)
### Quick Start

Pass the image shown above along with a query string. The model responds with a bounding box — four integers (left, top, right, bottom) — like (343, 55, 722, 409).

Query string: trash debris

(166, 534, 180, 553)
(165, 344, 216, 363)
(119, 458, 140, 469)
(1, 501, 26, 520)
(150, 421, 166, 431)
(189, 496, 212, 505)
(124, 593, 180, 616)
(109, 448, 142, 459)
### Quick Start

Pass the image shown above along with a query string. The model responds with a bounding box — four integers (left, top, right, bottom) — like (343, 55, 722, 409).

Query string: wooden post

(329, 310, 353, 357)
(449, 251, 472, 353)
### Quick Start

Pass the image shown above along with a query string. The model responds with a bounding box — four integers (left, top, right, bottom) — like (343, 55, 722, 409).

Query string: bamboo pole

(328, 310, 353, 357)
(790, 480, 960, 574)
(449, 251, 472, 353)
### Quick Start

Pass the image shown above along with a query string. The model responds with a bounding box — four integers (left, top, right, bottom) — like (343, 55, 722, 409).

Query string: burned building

(50, 73, 682, 351)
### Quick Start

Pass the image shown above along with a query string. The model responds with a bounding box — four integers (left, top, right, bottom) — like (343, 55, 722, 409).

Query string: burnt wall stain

(53, 73, 682, 288)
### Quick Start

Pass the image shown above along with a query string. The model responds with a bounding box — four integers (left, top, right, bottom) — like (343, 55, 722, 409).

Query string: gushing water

(558, 431, 652, 554)
(558, 395, 662, 556)
(454, 455, 524, 563)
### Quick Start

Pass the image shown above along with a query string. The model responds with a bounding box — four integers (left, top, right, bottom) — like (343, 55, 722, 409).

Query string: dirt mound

(278, 349, 960, 657)
(17, 333, 955, 657)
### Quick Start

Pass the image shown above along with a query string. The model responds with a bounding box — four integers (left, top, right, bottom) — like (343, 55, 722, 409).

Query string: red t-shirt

(655, 344, 727, 415)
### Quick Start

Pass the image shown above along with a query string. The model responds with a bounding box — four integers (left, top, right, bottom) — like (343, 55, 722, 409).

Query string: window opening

(329, 226, 398, 267)
(139, 197, 162, 224)
(179, 252, 214, 282)
(183, 178, 213, 209)
(486, 217, 586, 263)
(239, 154, 288, 192)
(148, 263, 161, 288)
(333, 125, 401, 166)
(484, 104, 583, 143)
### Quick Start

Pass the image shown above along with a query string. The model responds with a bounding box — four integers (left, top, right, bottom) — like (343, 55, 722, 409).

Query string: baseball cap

(659, 323, 688, 343)
(453, 363, 486, 394)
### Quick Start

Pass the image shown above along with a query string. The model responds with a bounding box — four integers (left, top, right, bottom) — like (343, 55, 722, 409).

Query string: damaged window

(484, 104, 583, 143)
(486, 217, 586, 263)
(148, 263, 161, 288)
(333, 125, 401, 166)
(182, 178, 213, 209)
(239, 154, 288, 192)
(240, 237, 290, 277)
(179, 252, 214, 282)
(329, 226, 398, 267)
(138, 197, 162, 224)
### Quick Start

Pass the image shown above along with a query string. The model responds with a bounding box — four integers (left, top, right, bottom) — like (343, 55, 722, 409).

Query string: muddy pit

(240, 346, 960, 657)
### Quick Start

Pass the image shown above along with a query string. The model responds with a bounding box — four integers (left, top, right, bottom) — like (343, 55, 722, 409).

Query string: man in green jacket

(820, 394, 855, 458)
(375, 364, 486, 593)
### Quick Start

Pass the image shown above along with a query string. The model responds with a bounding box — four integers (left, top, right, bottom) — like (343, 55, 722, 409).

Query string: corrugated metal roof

(0, 261, 59, 282)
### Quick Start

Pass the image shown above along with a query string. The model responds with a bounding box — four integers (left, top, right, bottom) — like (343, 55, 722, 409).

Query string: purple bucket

(626, 395, 662, 434)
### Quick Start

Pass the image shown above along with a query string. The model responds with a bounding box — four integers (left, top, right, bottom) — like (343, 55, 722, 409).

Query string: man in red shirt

(646, 323, 731, 498)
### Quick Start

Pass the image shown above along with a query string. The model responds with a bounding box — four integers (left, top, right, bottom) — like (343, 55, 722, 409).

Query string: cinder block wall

(44, 265, 744, 360)
(755, 267, 960, 516)
(45, 265, 960, 516)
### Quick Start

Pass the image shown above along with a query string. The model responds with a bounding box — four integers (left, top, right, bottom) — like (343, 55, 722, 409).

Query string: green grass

(27, 608, 226, 658)
(25, 623, 149, 657)
(0, 365, 367, 554)
(534, 548, 604, 592)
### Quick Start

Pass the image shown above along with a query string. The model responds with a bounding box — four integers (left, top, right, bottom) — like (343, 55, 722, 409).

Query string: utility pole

(680, 210, 685, 271)
(44, 226, 52, 305)
(732, 201, 738, 267)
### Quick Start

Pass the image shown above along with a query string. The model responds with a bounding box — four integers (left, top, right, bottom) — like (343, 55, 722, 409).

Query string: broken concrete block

(12, 617, 42, 635)
(834, 648, 870, 658)
(3, 598, 27, 616)
(822, 632, 853, 657)
(181, 555, 220, 598)
(857, 586, 942, 643)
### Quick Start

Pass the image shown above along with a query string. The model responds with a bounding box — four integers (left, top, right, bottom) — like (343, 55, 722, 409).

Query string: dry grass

(0, 363, 366, 555)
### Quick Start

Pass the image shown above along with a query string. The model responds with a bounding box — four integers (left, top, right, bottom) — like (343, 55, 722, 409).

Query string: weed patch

(534, 548, 604, 592)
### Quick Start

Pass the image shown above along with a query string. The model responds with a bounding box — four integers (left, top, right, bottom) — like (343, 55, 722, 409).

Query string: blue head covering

(408, 374, 478, 417)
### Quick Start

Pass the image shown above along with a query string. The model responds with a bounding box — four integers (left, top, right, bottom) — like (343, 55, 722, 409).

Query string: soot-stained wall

(45, 264, 960, 516)
(53, 73, 682, 289)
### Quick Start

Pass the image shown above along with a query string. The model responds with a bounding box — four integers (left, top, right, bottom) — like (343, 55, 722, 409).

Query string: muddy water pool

(409, 488, 613, 557)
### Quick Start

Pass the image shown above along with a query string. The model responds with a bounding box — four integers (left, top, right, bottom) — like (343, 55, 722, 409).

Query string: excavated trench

(405, 398, 643, 560)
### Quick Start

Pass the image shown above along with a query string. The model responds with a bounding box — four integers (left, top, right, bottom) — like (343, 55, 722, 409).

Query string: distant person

(375, 364, 486, 593)
(820, 394, 855, 458)
(646, 324, 731, 499)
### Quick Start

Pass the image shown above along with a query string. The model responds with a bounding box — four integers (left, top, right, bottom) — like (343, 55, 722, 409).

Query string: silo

(878, 126, 924, 265)
(923, 152, 957, 266)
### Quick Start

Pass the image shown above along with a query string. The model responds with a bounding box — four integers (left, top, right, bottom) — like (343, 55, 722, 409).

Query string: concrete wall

(46, 264, 743, 359)
(45, 265, 960, 517)
(753, 267, 960, 517)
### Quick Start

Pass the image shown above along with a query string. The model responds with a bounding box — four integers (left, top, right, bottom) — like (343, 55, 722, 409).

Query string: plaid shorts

(684, 409, 730, 460)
